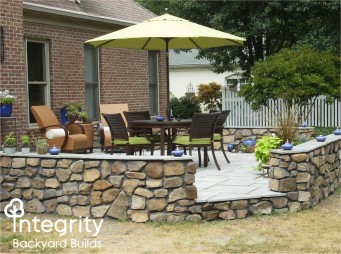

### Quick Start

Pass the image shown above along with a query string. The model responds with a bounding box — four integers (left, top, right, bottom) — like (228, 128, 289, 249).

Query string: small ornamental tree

(239, 46, 339, 141)
(197, 82, 222, 111)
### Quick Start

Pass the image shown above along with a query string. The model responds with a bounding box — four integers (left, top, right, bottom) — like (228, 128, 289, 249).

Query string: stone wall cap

(271, 134, 340, 154)
(0, 151, 193, 162)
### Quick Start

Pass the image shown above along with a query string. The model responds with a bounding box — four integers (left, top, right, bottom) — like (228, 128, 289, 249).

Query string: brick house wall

(1, 2, 167, 144)
(0, 0, 26, 142)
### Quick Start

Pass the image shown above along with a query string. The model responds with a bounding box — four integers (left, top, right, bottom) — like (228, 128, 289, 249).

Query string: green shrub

(314, 126, 337, 136)
(254, 135, 282, 171)
(170, 96, 201, 119)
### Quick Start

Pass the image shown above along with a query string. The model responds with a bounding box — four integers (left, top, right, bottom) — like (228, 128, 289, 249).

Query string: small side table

(67, 122, 94, 153)
(81, 123, 94, 153)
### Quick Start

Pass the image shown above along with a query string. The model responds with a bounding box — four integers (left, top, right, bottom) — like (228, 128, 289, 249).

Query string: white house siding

(169, 67, 233, 98)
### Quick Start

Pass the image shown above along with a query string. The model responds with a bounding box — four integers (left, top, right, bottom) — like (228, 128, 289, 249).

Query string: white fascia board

(23, 2, 137, 27)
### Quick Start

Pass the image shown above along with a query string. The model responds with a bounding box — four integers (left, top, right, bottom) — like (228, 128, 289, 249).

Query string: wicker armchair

(30, 106, 88, 153)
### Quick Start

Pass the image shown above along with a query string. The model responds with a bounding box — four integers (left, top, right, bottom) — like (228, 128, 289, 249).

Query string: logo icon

(4, 198, 24, 230)
(4, 198, 24, 218)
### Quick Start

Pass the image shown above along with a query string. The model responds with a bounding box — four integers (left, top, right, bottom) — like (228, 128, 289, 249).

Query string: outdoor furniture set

(30, 105, 231, 170)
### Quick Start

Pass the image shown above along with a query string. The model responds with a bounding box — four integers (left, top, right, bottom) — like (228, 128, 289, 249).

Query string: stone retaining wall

(267, 135, 341, 210)
(0, 155, 197, 222)
(223, 127, 315, 145)
(1, 134, 339, 222)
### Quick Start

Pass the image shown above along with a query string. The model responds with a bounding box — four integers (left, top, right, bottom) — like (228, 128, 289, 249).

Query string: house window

(26, 40, 50, 124)
(84, 45, 99, 121)
(148, 51, 159, 115)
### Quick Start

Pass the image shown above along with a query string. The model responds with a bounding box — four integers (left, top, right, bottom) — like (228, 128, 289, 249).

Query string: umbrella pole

(165, 38, 170, 119)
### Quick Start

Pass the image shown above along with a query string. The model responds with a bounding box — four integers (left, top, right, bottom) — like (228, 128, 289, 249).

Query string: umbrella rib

(97, 39, 115, 47)
(225, 38, 244, 45)
(142, 38, 152, 50)
(189, 38, 201, 48)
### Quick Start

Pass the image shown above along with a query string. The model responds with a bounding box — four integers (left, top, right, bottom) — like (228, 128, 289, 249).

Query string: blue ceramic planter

(227, 144, 234, 152)
(60, 108, 68, 125)
(49, 145, 60, 155)
(333, 129, 341, 135)
(316, 135, 326, 142)
(301, 122, 308, 127)
(281, 141, 293, 150)
(242, 139, 256, 147)
(156, 115, 165, 121)
(172, 148, 184, 157)
(0, 104, 13, 117)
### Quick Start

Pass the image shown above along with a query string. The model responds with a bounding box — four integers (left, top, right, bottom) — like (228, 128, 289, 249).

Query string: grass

(1, 190, 340, 254)
(0, 215, 65, 253)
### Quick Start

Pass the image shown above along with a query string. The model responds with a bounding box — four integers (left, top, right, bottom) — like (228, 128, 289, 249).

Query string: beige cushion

(46, 128, 66, 140)
(103, 126, 110, 133)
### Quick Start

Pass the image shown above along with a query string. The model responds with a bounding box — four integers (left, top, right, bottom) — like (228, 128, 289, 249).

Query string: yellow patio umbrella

(86, 13, 245, 114)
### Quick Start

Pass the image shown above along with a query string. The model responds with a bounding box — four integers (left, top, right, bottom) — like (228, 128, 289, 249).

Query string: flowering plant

(0, 90, 16, 104)
(4, 132, 16, 146)
(240, 144, 256, 153)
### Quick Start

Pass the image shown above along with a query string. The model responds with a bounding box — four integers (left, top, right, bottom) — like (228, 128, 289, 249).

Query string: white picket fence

(222, 90, 341, 128)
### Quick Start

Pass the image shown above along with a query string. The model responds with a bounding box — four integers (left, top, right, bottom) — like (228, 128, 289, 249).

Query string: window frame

(148, 51, 159, 116)
(25, 39, 51, 127)
(84, 45, 100, 121)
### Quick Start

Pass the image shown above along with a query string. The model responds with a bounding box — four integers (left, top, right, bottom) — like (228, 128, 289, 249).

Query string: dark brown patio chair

(99, 104, 128, 153)
(102, 113, 154, 155)
(172, 112, 221, 170)
(123, 110, 161, 142)
(30, 106, 88, 153)
(123, 110, 153, 136)
(212, 110, 231, 163)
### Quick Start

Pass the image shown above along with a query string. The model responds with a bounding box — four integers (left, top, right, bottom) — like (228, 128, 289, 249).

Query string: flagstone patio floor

(88, 149, 286, 203)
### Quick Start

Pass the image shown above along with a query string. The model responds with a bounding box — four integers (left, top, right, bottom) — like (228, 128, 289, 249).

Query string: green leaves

(254, 135, 282, 171)
(240, 46, 339, 116)
(197, 82, 222, 111)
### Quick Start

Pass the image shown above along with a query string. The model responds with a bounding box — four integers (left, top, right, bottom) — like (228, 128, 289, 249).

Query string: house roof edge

(23, 2, 138, 27)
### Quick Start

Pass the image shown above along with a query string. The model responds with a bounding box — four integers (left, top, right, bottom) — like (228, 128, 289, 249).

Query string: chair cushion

(146, 134, 160, 142)
(173, 135, 211, 145)
(46, 128, 66, 139)
(213, 133, 222, 141)
(113, 137, 151, 145)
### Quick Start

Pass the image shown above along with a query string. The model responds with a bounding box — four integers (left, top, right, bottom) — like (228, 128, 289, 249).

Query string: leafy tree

(197, 82, 222, 111)
(239, 46, 340, 141)
(170, 96, 201, 119)
(138, 0, 340, 77)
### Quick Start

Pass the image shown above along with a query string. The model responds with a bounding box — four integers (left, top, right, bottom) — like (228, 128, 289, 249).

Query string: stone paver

(191, 152, 286, 203)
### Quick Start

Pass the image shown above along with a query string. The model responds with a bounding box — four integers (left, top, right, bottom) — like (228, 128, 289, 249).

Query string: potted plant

(61, 102, 82, 124)
(36, 138, 48, 154)
(78, 111, 88, 123)
(254, 135, 282, 171)
(0, 90, 16, 117)
(20, 135, 31, 153)
(240, 144, 255, 153)
(65, 102, 82, 124)
(3, 132, 16, 154)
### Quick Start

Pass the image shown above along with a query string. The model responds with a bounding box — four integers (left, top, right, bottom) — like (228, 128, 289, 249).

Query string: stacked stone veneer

(268, 135, 340, 210)
(222, 127, 315, 145)
(0, 156, 197, 222)
(1, 134, 339, 222)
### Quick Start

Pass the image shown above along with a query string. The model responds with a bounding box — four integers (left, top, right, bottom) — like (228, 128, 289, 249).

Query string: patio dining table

(129, 119, 192, 155)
